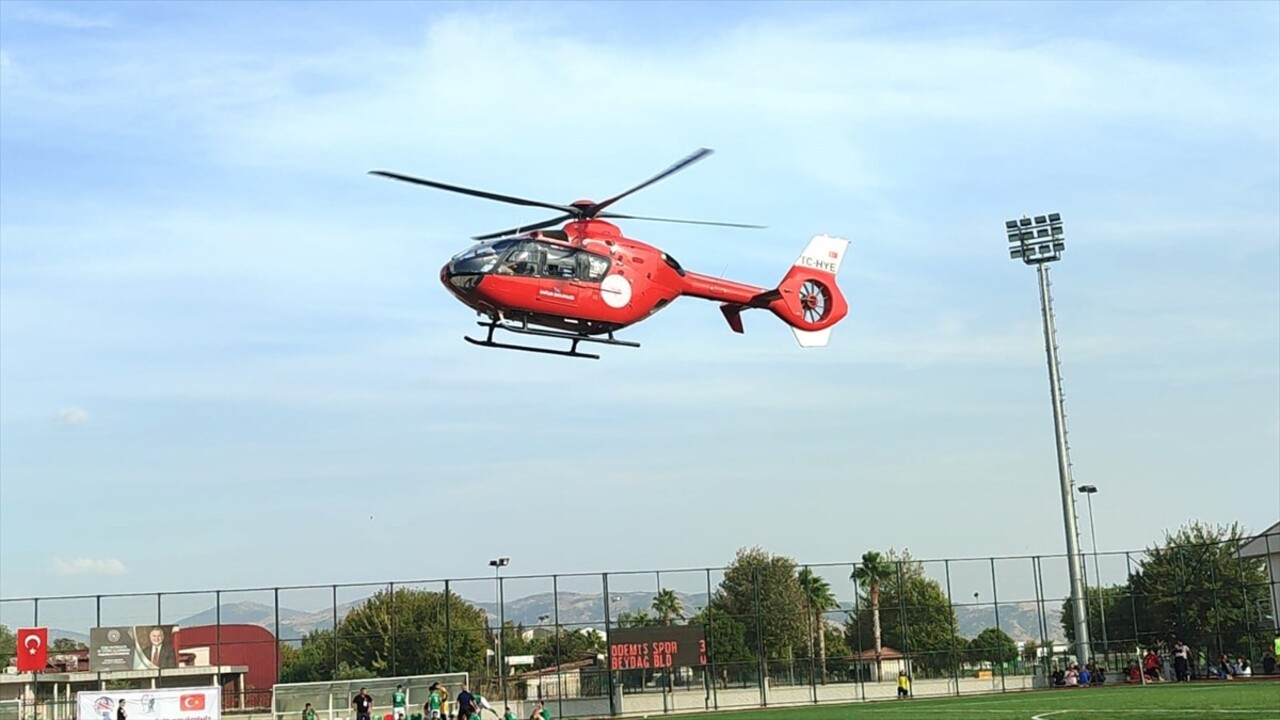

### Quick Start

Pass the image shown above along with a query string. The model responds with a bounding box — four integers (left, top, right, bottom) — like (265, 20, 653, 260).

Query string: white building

(1238, 520, 1280, 632)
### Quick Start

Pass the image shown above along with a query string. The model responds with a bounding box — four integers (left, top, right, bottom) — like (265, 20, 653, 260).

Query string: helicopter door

(534, 243, 583, 307)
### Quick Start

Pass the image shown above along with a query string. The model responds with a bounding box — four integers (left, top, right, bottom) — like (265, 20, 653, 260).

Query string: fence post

(704, 568, 717, 711)
(444, 580, 453, 673)
(944, 559, 960, 697)
(850, 567, 866, 702)
(896, 560, 910, 694)
(388, 582, 396, 678)
(274, 588, 281, 694)
(1125, 552, 1142, 681)
(551, 575, 562, 720)
(603, 573, 617, 717)
(802, 568, 816, 704)
(751, 567, 767, 707)
(332, 585, 339, 676)
(990, 558, 1006, 693)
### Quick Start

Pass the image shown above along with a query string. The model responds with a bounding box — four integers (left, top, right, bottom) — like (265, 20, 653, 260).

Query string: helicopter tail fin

(765, 234, 850, 348)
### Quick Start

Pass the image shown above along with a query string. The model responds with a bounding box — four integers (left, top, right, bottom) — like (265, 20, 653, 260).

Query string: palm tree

(798, 567, 837, 683)
(651, 588, 684, 626)
(852, 550, 891, 682)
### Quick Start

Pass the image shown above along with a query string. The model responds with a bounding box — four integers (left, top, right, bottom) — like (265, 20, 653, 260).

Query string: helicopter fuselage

(439, 219, 770, 336)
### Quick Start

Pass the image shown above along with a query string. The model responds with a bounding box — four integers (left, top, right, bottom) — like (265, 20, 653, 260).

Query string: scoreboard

(608, 625, 707, 671)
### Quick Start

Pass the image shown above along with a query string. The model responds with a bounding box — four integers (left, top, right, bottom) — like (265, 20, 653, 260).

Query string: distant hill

(161, 589, 1064, 645)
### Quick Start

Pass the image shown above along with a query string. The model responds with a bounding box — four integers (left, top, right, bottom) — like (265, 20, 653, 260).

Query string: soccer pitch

(673, 682, 1280, 720)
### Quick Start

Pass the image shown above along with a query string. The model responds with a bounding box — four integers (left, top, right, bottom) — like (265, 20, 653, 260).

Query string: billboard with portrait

(89, 625, 180, 671)
(76, 687, 219, 720)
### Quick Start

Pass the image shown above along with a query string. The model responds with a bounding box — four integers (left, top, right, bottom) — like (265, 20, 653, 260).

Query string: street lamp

(489, 557, 510, 702)
(1006, 212, 1092, 666)
(1077, 485, 1108, 658)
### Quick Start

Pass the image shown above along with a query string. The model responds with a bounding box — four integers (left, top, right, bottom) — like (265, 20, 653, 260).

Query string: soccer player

(425, 687, 443, 720)
(896, 670, 910, 699)
(502, 708, 516, 720)
(392, 686, 407, 720)
(472, 693, 498, 719)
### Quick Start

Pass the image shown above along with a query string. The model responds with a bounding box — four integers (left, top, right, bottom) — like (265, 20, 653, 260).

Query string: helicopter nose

(440, 262, 483, 294)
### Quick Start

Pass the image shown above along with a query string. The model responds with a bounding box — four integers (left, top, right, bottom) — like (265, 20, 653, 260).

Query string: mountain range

(47, 590, 1066, 646)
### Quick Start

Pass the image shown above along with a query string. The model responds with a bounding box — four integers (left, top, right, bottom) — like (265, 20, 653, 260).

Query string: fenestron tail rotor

(370, 148, 765, 240)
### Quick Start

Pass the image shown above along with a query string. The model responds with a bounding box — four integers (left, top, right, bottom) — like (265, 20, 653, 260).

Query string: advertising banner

(76, 687, 219, 720)
(89, 625, 180, 671)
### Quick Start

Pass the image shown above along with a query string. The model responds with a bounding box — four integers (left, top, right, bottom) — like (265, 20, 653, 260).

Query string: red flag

(16, 628, 48, 672)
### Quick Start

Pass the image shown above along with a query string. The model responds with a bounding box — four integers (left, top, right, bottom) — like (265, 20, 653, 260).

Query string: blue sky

(1, 0, 1278, 625)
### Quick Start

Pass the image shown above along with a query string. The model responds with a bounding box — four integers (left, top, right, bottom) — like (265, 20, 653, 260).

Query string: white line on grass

(1029, 707, 1280, 712)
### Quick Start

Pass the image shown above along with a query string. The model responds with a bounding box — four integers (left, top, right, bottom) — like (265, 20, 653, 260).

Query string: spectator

(1238, 658, 1252, 677)
(352, 688, 373, 720)
(1173, 639, 1190, 682)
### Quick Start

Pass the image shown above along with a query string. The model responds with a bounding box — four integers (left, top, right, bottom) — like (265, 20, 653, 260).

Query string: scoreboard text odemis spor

(608, 625, 707, 670)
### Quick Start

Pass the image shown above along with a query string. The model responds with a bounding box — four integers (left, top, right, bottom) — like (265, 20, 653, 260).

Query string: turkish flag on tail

(16, 628, 48, 672)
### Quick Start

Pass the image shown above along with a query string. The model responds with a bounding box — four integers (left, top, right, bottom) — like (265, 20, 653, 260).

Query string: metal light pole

(1006, 213, 1092, 665)
(489, 557, 510, 702)
(1078, 485, 1108, 658)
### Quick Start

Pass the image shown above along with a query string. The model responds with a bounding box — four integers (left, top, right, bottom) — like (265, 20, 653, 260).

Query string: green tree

(798, 567, 838, 681)
(851, 550, 891, 681)
(709, 547, 807, 663)
(0, 625, 14, 668)
(615, 610, 659, 628)
(280, 629, 337, 683)
(689, 606, 754, 670)
(529, 629, 603, 669)
(1022, 639, 1040, 663)
(337, 587, 489, 677)
(1059, 584, 1130, 657)
(50, 638, 88, 652)
(968, 627, 1018, 665)
(1096, 521, 1270, 660)
(651, 589, 684, 626)
(846, 549, 964, 677)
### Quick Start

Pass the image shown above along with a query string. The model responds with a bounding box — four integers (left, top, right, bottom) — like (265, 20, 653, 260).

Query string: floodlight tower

(1078, 484, 1109, 655)
(1005, 213, 1092, 665)
(489, 557, 510, 701)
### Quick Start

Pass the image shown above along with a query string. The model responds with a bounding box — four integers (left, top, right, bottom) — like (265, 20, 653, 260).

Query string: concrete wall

(542, 675, 1041, 718)
(9, 676, 1048, 720)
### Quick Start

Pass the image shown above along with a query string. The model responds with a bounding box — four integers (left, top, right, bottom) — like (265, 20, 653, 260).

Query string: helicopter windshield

(449, 239, 519, 275)
(449, 239, 612, 282)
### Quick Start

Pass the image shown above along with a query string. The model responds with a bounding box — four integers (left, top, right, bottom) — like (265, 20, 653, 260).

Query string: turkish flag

(179, 694, 206, 711)
(16, 628, 48, 672)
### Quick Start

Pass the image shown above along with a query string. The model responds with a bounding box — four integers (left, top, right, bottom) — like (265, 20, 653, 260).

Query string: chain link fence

(2, 532, 1276, 719)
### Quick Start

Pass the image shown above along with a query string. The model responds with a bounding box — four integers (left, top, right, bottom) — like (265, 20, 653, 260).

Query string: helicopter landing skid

(465, 320, 639, 360)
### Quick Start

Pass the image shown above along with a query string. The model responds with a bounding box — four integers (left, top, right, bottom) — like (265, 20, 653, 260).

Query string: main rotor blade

(471, 214, 575, 241)
(369, 170, 580, 215)
(586, 148, 714, 217)
(598, 212, 767, 230)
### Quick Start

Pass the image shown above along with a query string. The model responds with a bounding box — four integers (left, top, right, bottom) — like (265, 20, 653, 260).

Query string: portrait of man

(138, 626, 176, 669)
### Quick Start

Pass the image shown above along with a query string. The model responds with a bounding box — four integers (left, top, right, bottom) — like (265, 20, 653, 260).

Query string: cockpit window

(449, 239, 518, 274)
(452, 239, 612, 282)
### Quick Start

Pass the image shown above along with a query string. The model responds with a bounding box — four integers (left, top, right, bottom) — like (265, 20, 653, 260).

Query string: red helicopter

(370, 148, 850, 359)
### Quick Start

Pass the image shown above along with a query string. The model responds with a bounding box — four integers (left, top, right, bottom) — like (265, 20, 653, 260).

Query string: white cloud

(56, 406, 89, 426)
(51, 557, 127, 576)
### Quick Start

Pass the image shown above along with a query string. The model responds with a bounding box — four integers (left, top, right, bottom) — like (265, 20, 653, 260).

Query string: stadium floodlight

(1077, 485, 1109, 656)
(489, 557, 510, 702)
(1006, 212, 1092, 666)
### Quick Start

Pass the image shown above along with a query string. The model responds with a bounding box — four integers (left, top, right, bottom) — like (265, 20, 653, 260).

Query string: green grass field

(681, 681, 1280, 720)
